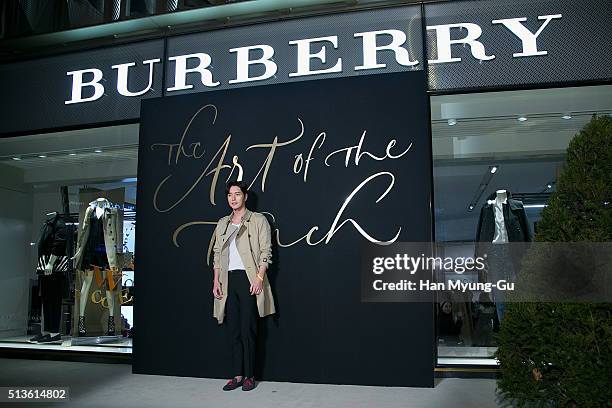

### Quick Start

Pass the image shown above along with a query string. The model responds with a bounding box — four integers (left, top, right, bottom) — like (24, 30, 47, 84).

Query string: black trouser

(39, 273, 64, 333)
(226, 269, 258, 378)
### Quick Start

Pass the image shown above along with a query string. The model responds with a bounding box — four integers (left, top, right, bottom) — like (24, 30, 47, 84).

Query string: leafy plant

(494, 115, 612, 407)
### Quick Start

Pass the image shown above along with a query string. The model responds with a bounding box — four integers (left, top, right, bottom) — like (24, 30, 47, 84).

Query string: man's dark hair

(225, 180, 248, 196)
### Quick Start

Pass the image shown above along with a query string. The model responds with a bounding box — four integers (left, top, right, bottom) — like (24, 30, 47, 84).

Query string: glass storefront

(0, 124, 138, 352)
(431, 85, 612, 364)
(0, 0, 610, 374)
(1, 85, 610, 363)
(0, 85, 609, 372)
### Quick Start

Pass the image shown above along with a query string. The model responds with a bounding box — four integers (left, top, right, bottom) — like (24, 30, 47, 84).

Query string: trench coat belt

(228, 269, 246, 273)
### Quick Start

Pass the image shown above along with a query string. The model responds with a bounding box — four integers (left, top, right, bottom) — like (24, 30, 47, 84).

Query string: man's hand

(213, 280, 223, 299)
(250, 278, 263, 295)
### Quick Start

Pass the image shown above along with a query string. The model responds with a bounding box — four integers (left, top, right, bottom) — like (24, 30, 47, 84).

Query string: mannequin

(73, 198, 121, 336)
(476, 189, 531, 321)
(29, 256, 63, 343)
(476, 189, 531, 244)
(30, 212, 73, 343)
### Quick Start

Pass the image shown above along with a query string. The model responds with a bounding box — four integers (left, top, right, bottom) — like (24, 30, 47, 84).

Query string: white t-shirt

(228, 222, 246, 270)
(488, 198, 509, 244)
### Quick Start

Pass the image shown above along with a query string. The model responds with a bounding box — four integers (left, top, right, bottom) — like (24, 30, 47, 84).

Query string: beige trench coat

(212, 208, 276, 324)
(73, 202, 120, 271)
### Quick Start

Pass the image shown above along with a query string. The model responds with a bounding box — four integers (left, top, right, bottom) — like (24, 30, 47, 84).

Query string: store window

(126, 0, 155, 18)
(0, 124, 138, 352)
(431, 85, 612, 364)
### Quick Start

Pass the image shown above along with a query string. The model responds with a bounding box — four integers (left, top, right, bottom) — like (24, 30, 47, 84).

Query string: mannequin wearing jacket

(72, 198, 121, 336)
(212, 181, 275, 392)
(476, 190, 532, 244)
(30, 213, 74, 343)
(476, 189, 531, 321)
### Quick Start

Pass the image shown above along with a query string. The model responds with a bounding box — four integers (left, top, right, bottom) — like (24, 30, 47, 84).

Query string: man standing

(212, 181, 276, 391)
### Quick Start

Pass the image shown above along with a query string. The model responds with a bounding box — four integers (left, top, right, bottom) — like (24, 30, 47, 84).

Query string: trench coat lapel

(238, 209, 255, 239)
(220, 208, 252, 250)
(221, 225, 238, 251)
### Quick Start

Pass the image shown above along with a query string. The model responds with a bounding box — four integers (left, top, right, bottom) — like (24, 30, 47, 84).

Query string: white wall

(0, 163, 33, 338)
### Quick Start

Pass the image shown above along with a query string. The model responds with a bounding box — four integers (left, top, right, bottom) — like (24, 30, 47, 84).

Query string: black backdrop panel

(134, 71, 434, 387)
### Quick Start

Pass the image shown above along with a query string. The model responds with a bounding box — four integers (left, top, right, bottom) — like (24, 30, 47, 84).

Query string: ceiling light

(12, 157, 21, 161)
(467, 165, 499, 212)
(38, 155, 47, 158)
(94, 149, 103, 153)
(447, 118, 457, 126)
(69, 152, 77, 156)
(517, 115, 527, 122)
(547, 184, 552, 189)
(562, 114, 572, 120)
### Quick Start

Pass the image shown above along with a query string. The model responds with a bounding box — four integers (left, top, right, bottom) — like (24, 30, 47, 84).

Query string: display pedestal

(69, 335, 122, 346)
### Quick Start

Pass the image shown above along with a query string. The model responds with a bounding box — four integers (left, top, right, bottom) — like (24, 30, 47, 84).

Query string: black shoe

(29, 334, 46, 343)
(242, 377, 256, 391)
(222, 377, 244, 391)
(38, 334, 61, 343)
(35, 334, 51, 343)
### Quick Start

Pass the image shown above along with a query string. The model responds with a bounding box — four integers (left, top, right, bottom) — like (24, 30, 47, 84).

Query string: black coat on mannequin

(476, 191, 532, 243)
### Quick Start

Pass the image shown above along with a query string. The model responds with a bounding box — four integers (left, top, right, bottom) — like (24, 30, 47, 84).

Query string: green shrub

(494, 115, 612, 407)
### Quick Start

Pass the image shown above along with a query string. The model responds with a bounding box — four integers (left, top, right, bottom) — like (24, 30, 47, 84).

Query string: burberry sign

(65, 13, 562, 105)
